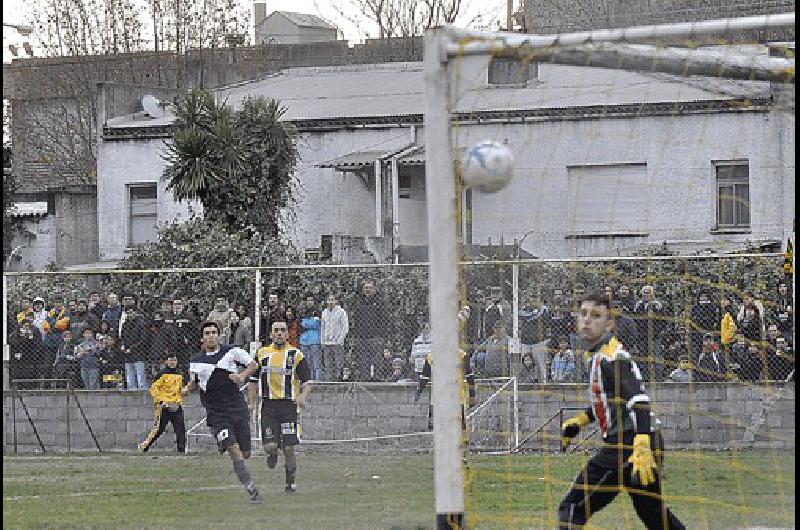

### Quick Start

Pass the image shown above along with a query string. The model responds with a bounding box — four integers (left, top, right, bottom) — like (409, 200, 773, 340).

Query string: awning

(317, 150, 390, 170)
(317, 145, 426, 170)
(6, 202, 48, 218)
(397, 145, 425, 165)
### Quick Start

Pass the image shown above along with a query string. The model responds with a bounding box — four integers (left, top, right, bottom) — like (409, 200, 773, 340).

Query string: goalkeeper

(557, 290, 684, 529)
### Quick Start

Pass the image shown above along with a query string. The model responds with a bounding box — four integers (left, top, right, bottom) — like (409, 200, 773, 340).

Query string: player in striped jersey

(557, 291, 684, 529)
(250, 320, 312, 493)
(183, 322, 263, 504)
(415, 349, 476, 430)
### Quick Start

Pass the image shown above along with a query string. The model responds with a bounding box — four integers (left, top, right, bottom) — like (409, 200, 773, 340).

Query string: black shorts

(208, 414, 252, 454)
(260, 399, 299, 448)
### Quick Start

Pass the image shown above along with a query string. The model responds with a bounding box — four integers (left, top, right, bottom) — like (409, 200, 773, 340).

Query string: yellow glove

(560, 411, 591, 451)
(628, 434, 657, 487)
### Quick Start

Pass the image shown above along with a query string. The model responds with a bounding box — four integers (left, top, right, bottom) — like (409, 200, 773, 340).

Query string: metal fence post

(254, 269, 262, 347)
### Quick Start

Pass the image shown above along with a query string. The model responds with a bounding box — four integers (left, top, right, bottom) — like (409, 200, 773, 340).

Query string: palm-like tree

(162, 90, 299, 236)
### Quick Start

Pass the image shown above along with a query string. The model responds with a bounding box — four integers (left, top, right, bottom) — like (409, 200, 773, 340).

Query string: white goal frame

(423, 12, 795, 526)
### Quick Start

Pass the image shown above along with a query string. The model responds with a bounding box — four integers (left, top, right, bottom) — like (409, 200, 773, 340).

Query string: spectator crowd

(6, 256, 794, 389)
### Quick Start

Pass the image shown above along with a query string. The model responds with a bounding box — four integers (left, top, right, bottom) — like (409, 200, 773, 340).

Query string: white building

(254, 9, 338, 45)
(96, 55, 795, 263)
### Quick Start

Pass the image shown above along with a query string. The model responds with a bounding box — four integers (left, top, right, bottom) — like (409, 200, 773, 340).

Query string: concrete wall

(5, 216, 57, 272)
(3, 382, 794, 453)
(456, 109, 794, 258)
(96, 137, 197, 261)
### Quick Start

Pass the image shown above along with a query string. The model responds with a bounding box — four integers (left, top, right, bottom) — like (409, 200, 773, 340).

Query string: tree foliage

(110, 215, 302, 313)
(162, 90, 300, 237)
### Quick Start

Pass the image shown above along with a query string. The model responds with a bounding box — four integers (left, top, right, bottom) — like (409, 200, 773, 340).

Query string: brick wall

(3, 382, 794, 453)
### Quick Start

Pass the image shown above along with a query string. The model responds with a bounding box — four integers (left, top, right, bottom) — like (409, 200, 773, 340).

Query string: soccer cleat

(137, 443, 148, 453)
(247, 485, 262, 504)
(285, 483, 297, 494)
(267, 452, 278, 469)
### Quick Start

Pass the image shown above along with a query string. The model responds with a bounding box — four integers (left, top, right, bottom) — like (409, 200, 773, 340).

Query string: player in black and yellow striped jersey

(249, 320, 312, 494)
(139, 353, 186, 453)
(415, 349, 476, 430)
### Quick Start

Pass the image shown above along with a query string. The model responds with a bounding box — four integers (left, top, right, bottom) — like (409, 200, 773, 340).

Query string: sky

(3, 0, 510, 62)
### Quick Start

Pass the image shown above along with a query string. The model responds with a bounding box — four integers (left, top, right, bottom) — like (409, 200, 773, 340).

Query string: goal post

(423, 12, 795, 528)
(424, 28, 468, 528)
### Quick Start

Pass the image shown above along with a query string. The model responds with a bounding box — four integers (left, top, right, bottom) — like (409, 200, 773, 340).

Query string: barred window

(128, 184, 158, 246)
(715, 161, 750, 229)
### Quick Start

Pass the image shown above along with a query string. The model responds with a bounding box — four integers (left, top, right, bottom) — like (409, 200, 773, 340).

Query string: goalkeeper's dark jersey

(583, 333, 655, 466)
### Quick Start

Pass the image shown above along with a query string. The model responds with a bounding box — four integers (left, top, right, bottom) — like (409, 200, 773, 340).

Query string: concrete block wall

(3, 382, 794, 454)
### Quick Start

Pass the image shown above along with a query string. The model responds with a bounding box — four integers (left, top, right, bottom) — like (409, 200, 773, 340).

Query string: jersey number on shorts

(216, 429, 229, 441)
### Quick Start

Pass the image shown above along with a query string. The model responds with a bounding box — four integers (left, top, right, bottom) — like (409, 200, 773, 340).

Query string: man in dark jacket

(351, 280, 390, 381)
(120, 294, 150, 390)
(163, 298, 197, 372)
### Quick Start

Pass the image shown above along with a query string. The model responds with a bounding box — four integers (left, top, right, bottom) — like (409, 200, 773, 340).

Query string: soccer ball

(461, 140, 515, 193)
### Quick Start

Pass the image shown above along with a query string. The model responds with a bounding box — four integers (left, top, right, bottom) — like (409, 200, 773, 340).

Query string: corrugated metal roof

(273, 11, 337, 30)
(317, 150, 390, 169)
(106, 56, 772, 129)
(7, 202, 48, 217)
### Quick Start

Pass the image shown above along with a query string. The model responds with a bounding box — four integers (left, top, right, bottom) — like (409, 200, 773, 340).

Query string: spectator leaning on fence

(320, 294, 349, 381)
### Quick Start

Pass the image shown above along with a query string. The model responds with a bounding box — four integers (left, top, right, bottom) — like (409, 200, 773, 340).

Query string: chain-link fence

(3, 255, 794, 390)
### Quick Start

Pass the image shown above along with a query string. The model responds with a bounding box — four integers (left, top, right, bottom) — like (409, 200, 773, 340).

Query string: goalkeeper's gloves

(628, 434, 657, 487)
(561, 411, 591, 451)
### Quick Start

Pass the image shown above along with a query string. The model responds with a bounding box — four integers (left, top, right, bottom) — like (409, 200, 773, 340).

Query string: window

(128, 184, 158, 246)
(567, 163, 648, 236)
(715, 161, 750, 229)
(398, 173, 413, 199)
(488, 58, 537, 86)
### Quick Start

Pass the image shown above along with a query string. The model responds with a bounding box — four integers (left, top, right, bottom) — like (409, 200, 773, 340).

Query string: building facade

(96, 56, 794, 263)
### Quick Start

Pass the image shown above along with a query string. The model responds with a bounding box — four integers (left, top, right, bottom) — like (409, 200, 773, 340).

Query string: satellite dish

(142, 94, 166, 118)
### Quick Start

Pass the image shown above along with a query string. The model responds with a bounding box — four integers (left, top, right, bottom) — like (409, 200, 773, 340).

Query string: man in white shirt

(320, 294, 349, 381)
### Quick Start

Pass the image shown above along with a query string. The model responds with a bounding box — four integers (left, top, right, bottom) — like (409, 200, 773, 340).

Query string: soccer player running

(183, 322, 262, 504)
(557, 290, 684, 529)
(250, 320, 312, 494)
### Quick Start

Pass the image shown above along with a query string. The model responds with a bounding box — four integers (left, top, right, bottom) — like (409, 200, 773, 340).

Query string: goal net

(423, 12, 795, 529)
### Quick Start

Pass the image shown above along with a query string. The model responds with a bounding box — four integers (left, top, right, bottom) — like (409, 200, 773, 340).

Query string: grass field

(3, 450, 795, 529)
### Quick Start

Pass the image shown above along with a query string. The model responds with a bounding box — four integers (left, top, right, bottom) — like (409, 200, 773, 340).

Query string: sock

(233, 459, 254, 490)
(285, 465, 297, 485)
